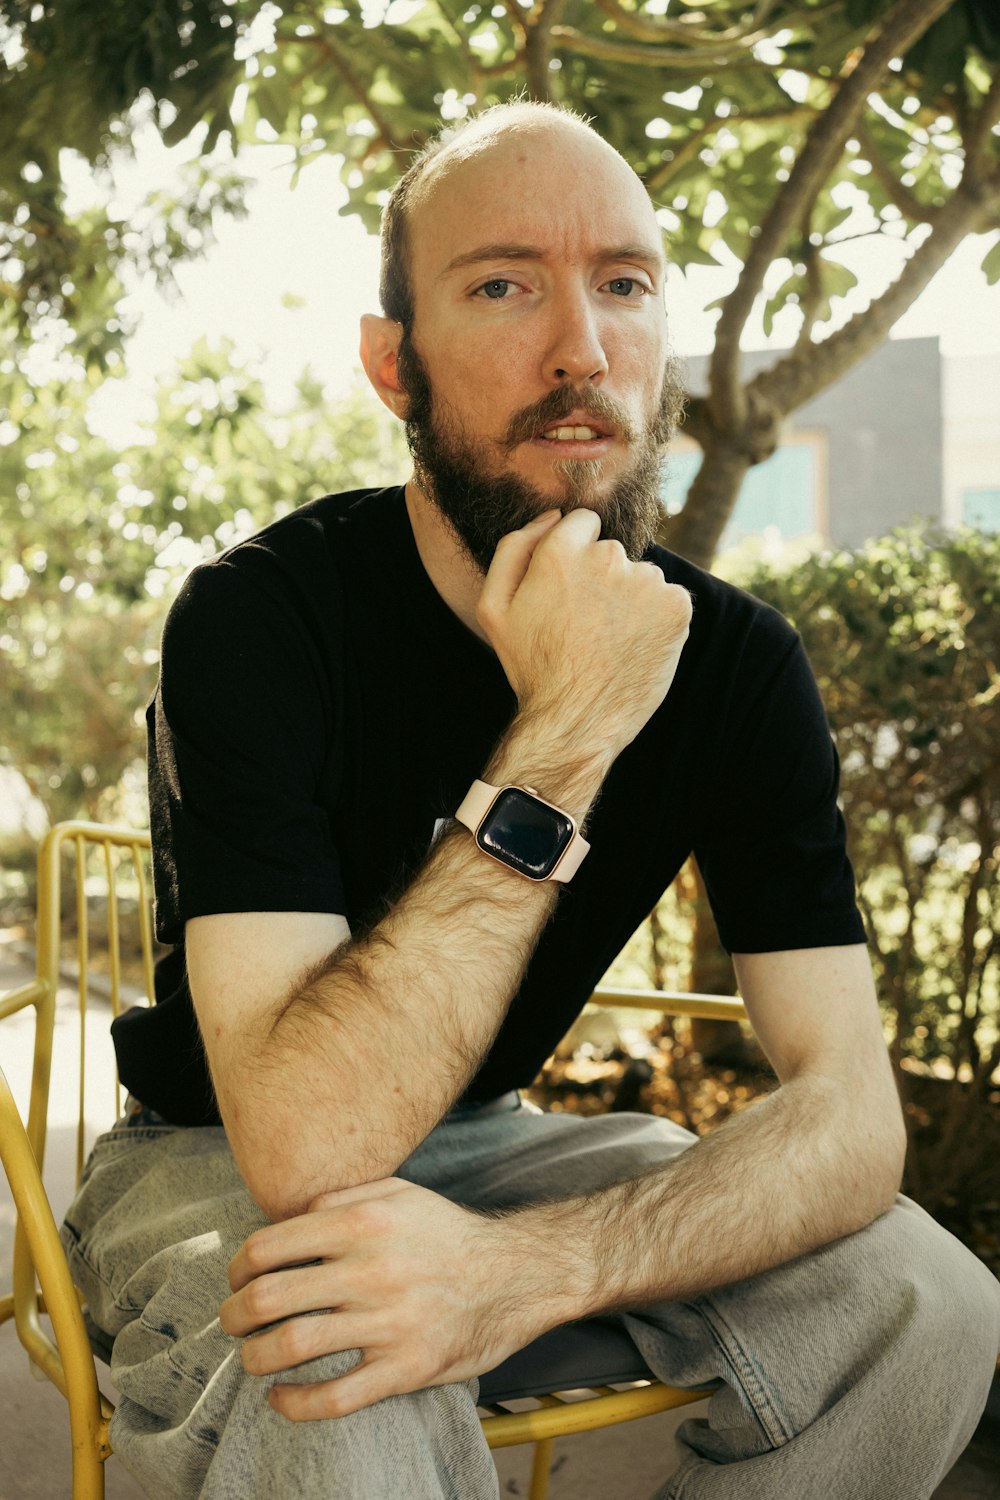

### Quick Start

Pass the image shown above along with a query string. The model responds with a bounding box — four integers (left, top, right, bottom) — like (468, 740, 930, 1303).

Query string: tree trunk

(687, 860, 761, 1067)
(660, 436, 753, 570)
(660, 440, 759, 1062)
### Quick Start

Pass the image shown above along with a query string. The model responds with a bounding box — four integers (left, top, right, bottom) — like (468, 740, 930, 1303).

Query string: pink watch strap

(454, 780, 590, 883)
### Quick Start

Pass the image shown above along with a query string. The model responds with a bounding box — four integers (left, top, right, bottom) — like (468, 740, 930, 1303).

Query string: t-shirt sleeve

(694, 609, 865, 955)
(147, 556, 347, 945)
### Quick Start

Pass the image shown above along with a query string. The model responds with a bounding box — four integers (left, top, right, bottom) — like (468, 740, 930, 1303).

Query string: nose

(544, 288, 609, 387)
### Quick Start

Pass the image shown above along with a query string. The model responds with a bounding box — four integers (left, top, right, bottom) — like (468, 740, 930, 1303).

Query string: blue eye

(480, 279, 510, 299)
(607, 278, 637, 296)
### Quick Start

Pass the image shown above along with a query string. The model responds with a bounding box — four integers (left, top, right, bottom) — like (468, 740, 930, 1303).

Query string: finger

(545, 506, 602, 546)
(268, 1358, 404, 1423)
(478, 507, 562, 615)
(308, 1176, 408, 1215)
(222, 1262, 343, 1335)
(240, 1311, 372, 1376)
(228, 1222, 322, 1292)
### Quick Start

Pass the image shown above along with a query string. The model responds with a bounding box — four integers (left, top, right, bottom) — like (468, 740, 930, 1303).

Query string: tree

(2, 0, 999, 559)
(0, 331, 407, 847)
(3, 1, 998, 1057)
(743, 528, 1000, 1245)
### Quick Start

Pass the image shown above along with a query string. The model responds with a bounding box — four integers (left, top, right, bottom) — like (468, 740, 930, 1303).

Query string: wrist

(486, 708, 615, 826)
(488, 1200, 602, 1333)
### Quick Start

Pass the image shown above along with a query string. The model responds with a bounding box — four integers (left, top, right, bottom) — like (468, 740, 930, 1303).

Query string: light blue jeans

(61, 1096, 1000, 1500)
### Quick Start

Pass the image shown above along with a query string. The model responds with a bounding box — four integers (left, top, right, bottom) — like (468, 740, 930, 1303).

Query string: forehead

(407, 122, 662, 287)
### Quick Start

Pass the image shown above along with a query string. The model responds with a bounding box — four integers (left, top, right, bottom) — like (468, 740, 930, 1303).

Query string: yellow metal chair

(0, 821, 749, 1500)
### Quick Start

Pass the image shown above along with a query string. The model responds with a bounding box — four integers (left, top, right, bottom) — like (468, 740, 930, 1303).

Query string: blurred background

(0, 0, 998, 1278)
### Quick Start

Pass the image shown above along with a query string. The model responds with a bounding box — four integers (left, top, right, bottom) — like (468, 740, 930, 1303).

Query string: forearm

(224, 708, 612, 1218)
(499, 1077, 905, 1331)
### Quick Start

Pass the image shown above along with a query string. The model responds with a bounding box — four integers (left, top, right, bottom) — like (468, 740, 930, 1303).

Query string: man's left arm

(221, 941, 906, 1420)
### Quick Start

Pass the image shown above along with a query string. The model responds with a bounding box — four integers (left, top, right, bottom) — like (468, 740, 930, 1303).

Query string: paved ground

(1, 942, 997, 1498)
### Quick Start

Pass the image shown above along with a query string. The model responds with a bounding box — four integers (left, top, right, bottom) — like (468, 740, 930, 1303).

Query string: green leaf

(980, 237, 1000, 287)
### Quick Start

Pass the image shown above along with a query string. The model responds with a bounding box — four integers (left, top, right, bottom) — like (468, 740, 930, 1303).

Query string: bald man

(63, 104, 999, 1500)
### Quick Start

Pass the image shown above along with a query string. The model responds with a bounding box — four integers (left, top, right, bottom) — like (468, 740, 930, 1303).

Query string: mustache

(501, 385, 637, 451)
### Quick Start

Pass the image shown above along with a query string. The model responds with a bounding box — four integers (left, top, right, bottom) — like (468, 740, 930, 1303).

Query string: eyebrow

(440, 242, 664, 276)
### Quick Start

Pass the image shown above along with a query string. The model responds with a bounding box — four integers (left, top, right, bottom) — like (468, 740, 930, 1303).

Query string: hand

(220, 1177, 555, 1421)
(477, 508, 692, 759)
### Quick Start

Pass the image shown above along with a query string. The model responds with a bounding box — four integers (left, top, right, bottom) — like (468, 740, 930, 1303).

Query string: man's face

(398, 120, 683, 572)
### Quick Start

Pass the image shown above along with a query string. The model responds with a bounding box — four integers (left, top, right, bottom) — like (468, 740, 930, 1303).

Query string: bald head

(379, 102, 658, 330)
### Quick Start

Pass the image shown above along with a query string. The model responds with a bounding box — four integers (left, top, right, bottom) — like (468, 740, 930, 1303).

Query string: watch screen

(477, 787, 575, 880)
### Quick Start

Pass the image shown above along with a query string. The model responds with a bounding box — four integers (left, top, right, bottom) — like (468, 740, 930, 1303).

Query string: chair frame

(1, 821, 749, 1500)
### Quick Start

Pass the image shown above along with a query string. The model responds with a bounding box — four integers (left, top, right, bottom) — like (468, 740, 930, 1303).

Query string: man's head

(362, 101, 684, 572)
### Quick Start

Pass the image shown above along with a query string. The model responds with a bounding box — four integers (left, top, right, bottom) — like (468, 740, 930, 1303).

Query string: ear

(359, 314, 408, 419)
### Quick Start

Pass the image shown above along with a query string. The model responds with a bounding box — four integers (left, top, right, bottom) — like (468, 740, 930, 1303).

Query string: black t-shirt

(113, 485, 865, 1125)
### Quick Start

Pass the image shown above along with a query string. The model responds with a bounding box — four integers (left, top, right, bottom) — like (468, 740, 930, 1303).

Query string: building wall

(941, 353, 1000, 532)
(673, 336, 944, 549)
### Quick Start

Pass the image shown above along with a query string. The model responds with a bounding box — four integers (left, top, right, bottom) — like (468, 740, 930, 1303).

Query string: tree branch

(708, 0, 957, 433)
(675, 393, 711, 449)
(962, 63, 1000, 175)
(751, 176, 1000, 418)
(289, 28, 399, 151)
(794, 239, 824, 352)
(644, 107, 817, 197)
(591, 0, 822, 48)
(854, 118, 938, 224)
(501, 0, 528, 36)
(548, 24, 775, 69)
(524, 0, 571, 100)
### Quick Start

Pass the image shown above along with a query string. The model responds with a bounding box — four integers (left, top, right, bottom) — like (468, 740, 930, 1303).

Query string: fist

(477, 508, 692, 756)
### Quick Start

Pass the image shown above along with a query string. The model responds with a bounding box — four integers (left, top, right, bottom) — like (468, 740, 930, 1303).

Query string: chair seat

(479, 1316, 655, 1403)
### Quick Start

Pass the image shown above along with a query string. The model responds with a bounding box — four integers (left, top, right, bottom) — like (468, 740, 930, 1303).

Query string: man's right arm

(186, 508, 691, 1221)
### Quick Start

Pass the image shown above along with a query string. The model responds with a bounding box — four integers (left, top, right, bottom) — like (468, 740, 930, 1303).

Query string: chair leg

(72, 1446, 106, 1500)
(529, 1436, 555, 1500)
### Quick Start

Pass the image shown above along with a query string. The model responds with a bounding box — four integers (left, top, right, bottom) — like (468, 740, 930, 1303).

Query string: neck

(404, 479, 490, 643)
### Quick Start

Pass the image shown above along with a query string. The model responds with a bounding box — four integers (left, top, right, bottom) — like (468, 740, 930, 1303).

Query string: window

(962, 488, 1000, 533)
(661, 437, 824, 548)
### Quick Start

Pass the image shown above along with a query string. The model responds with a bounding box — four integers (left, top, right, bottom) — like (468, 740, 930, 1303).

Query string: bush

(742, 527, 1000, 1259)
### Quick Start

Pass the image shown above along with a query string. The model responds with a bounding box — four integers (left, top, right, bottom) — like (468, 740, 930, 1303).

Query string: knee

(852, 1197, 1000, 1396)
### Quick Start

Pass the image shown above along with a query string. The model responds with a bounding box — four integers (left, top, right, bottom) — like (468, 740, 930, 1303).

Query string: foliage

(0, 334, 407, 840)
(2, 2, 999, 561)
(4, 2, 999, 301)
(534, 527, 1000, 1266)
(2, 1, 998, 1258)
(741, 527, 1000, 1234)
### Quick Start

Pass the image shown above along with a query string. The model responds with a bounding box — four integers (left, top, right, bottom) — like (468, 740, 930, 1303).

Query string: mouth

(536, 411, 616, 446)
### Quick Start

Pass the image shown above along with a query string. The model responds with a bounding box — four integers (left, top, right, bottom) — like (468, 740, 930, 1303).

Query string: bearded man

(62, 101, 999, 1500)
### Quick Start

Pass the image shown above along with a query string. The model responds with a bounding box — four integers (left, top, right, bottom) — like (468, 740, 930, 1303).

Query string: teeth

(542, 426, 601, 441)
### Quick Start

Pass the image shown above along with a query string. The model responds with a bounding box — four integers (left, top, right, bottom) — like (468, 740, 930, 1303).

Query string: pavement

(0, 941, 996, 1499)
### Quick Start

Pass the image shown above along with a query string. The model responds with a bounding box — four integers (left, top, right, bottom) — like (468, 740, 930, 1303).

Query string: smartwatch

(455, 780, 590, 883)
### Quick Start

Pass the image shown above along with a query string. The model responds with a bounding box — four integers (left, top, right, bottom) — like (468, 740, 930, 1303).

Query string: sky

(75, 127, 1000, 448)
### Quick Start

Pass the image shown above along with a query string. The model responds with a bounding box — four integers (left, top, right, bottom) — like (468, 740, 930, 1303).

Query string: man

(63, 102, 999, 1499)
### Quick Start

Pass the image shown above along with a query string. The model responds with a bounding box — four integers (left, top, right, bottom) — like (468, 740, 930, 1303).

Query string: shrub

(742, 527, 999, 1252)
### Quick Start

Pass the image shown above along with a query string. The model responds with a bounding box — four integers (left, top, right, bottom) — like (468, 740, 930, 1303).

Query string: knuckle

(323, 1376, 369, 1418)
(284, 1317, 319, 1362)
(664, 585, 694, 627)
(245, 1277, 278, 1321)
(596, 538, 627, 562)
(491, 532, 521, 557)
(241, 1233, 269, 1275)
(345, 1199, 388, 1236)
(475, 596, 499, 628)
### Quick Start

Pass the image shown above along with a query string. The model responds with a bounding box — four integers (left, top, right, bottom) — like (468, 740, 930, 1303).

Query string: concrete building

(664, 337, 1000, 552)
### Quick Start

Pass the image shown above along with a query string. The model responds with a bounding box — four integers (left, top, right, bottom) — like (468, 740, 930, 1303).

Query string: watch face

(477, 786, 575, 881)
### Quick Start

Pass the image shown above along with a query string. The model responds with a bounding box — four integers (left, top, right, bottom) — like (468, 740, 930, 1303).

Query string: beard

(397, 332, 686, 575)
